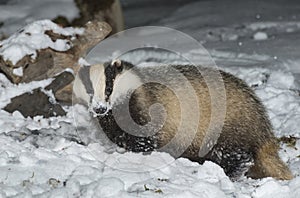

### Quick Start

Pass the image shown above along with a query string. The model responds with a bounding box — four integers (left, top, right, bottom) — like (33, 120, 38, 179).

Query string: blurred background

(1, 0, 299, 68)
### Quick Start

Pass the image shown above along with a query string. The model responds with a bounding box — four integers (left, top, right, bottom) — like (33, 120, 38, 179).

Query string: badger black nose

(94, 106, 108, 115)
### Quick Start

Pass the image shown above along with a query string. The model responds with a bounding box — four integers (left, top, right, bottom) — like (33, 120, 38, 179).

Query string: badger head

(73, 60, 142, 117)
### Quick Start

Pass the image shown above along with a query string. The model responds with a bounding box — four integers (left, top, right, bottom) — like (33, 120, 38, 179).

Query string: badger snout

(93, 106, 108, 115)
(89, 99, 110, 117)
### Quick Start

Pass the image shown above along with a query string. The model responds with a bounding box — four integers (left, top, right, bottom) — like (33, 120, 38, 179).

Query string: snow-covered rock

(0, 20, 84, 65)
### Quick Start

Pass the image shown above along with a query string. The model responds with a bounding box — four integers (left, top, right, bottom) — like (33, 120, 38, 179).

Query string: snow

(251, 179, 290, 198)
(253, 32, 268, 40)
(0, 0, 300, 197)
(12, 66, 23, 76)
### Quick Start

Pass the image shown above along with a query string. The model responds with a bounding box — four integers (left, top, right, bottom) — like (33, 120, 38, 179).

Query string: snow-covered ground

(0, 0, 300, 197)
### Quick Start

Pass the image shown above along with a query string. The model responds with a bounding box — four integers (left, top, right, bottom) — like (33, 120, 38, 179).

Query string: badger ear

(112, 59, 122, 67)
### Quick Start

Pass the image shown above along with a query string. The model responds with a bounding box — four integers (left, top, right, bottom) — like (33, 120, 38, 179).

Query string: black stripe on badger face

(104, 60, 136, 102)
(104, 60, 124, 101)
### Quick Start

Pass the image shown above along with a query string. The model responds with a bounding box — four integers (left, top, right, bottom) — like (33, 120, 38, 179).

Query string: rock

(4, 71, 74, 118)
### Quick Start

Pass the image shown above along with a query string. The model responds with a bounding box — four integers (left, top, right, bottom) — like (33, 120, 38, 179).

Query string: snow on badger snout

(73, 59, 293, 180)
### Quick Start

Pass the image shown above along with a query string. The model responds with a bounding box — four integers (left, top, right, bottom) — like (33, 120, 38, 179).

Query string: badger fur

(73, 60, 293, 180)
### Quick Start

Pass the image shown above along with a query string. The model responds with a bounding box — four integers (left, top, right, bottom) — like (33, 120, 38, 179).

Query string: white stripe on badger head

(89, 64, 107, 108)
(73, 71, 91, 104)
(110, 68, 143, 105)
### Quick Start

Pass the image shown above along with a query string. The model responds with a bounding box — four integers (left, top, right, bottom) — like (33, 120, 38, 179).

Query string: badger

(73, 59, 293, 180)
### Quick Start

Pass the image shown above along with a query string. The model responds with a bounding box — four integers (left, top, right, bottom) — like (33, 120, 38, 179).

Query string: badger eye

(105, 87, 112, 95)
(116, 65, 123, 72)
